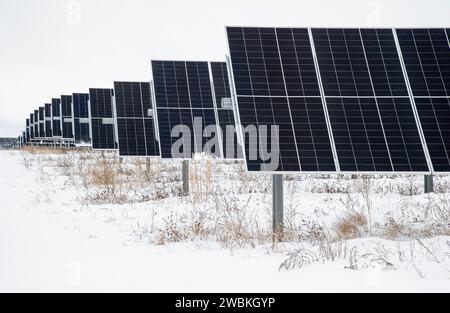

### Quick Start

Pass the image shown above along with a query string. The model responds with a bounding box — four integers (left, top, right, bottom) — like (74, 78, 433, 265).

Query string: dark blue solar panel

(397, 28, 450, 97)
(413, 97, 450, 172)
(152, 60, 220, 159)
(312, 28, 429, 172)
(396, 28, 450, 172)
(39, 121, 45, 138)
(89, 88, 116, 149)
(52, 120, 62, 137)
(227, 27, 336, 171)
(62, 121, 73, 139)
(51, 99, 62, 137)
(91, 119, 116, 150)
(72, 93, 90, 143)
(89, 89, 114, 118)
(44, 103, 52, 118)
(39, 107, 45, 121)
(74, 122, 90, 143)
(73, 93, 89, 118)
(114, 81, 160, 157)
(52, 98, 61, 117)
(60, 95, 74, 139)
(45, 120, 52, 138)
(29, 114, 34, 139)
(210, 61, 243, 159)
(61, 95, 72, 118)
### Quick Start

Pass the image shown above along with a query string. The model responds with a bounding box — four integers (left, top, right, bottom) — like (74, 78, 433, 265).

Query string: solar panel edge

(208, 62, 226, 159)
(210, 61, 245, 160)
(392, 28, 445, 173)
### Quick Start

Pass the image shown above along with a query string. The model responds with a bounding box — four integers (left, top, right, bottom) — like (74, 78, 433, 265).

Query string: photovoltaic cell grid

(72, 93, 91, 143)
(210, 61, 243, 159)
(39, 107, 45, 138)
(152, 60, 220, 159)
(44, 103, 52, 138)
(227, 27, 336, 172)
(26, 119, 30, 143)
(39, 106, 45, 138)
(225, 27, 450, 173)
(312, 28, 429, 172)
(114, 82, 160, 157)
(34, 110, 39, 141)
(89, 88, 117, 150)
(61, 95, 74, 139)
(397, 28, 450, 172)
(52, 98, 62, 137)
(30, 114, 34, 140)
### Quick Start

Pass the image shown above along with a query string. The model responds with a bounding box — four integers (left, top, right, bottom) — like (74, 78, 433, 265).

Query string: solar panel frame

(151, 60, 222, 159)
(61, 95, 75, 139)
(29, 114, 35, 140)
(44, 103, 52, 138)
(51, 98, 63, 138)
(210, 61, 244, 160)
(34, 109, 40, 139)
(39, 106, 45, 139)
(394, 28, 450, 173)
(72, 93, 91, 143)
(25, 119, 30, 144)
(113, 81, 160, 157)
(89, 88, 117, 150)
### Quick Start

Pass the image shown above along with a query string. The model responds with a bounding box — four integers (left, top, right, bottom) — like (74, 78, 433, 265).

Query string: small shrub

(335, 211, 368, 240)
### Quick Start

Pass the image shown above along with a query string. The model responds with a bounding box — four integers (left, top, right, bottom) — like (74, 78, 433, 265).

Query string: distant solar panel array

(18, 27, 449, 174)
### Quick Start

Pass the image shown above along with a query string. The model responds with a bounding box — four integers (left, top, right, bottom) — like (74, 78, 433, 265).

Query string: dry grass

(335, 211, 368, 240)
(383, 218, 406, 239)
(82, 156, 128, 203)
(18, 147, 450, 250)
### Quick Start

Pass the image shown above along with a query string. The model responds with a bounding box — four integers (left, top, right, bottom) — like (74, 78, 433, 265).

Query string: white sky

(0, 0, 449, 136)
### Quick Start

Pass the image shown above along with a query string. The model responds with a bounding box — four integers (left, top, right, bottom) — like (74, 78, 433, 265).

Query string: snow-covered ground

(0, 149, 449, 292)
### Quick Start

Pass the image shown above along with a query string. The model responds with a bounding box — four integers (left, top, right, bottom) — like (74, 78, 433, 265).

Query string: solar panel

(34, 109, 40, 138)
(43, 103, 52, 138)
(312, 28, 429, 173)
(25, 119, 30, 143)
(61, 95, 74, 139)
(29, 114, 34, 140)
(51, 98, 62, 137)
(72, 93, 91, 143)
(114, 81, 160, 157)
(226, 27, 337, 172)
(89, 88, 117, 150)
(396, 28, 450, 172)
(38, 107, 45, 138)
(226, 27, 436, 173)
(210, 61, 244, 159)
(151, 60, 221, 159)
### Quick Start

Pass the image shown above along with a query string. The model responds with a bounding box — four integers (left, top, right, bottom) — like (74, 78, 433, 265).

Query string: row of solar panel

(227, 27, 450, 173)
(22, 62, 242, 159)
(19, 27, 450, 174)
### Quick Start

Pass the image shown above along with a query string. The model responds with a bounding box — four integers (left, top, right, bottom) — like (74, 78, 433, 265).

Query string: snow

(0, 150, 449, 292)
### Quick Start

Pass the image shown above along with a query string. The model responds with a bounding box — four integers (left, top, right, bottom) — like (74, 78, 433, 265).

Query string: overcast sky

(0, 0, 449, 136)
